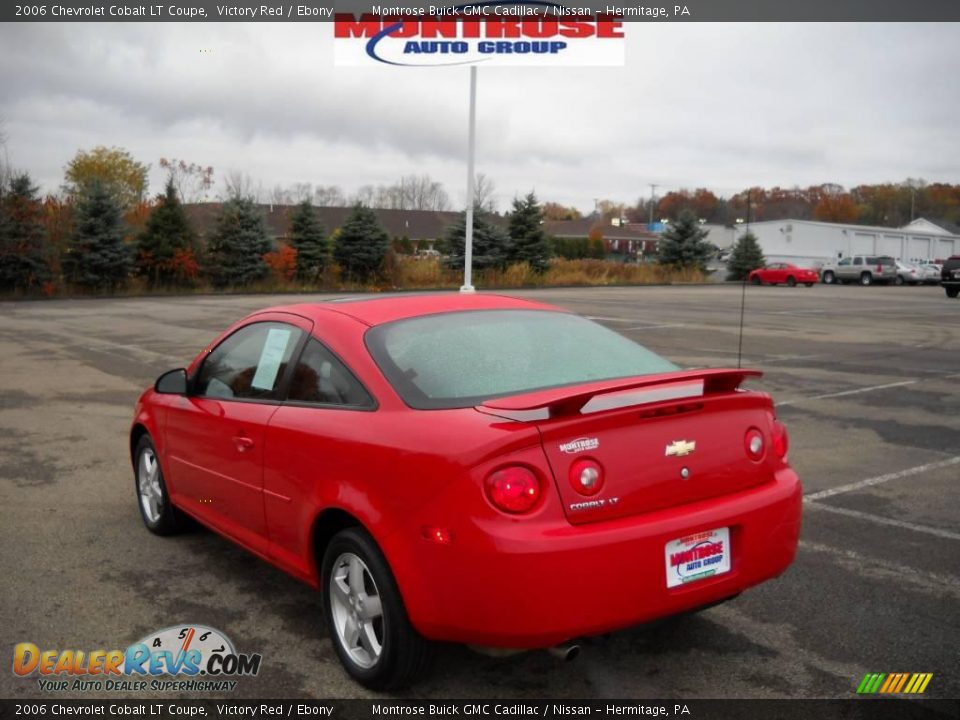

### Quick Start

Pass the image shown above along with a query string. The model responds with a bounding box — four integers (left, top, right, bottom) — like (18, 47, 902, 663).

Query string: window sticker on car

(251, 328, 293, 391)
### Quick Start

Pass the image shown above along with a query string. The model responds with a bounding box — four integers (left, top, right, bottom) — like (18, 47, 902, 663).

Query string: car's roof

(258, 292, 564, 327)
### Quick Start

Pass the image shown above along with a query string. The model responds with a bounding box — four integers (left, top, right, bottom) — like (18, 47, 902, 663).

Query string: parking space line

(805, 456, 960, 501)
(800, 540, 960, 598)
(777, 380, 918, 406)
(584, 316, 635, 323)
(626, 323, 688, 330)
(804, 502, 960, 541)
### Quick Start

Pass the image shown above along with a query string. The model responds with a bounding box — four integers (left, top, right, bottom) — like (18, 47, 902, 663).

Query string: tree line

(0, 145, 572, 293)
(626, 181, 960, 227)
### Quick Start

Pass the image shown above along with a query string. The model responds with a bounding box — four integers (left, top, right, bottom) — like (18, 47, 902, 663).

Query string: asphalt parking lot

(1, 284, 957, 700)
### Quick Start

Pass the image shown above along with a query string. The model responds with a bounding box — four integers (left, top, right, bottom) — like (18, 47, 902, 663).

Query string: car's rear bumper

(396, 468, 802, 648)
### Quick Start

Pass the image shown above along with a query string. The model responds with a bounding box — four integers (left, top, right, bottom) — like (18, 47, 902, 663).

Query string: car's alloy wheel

(322, 528, 431, 689)
(895, 275, 905, 286)
(822, 271, 835, 284)
(328, 552, 384, 670)
(134, 435, 181, 535)
(860, 272, 873, 286)
(786, 276, 797, 287)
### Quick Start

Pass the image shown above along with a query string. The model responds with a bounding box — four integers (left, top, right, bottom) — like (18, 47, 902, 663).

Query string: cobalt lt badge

(665, 440, 696, 457)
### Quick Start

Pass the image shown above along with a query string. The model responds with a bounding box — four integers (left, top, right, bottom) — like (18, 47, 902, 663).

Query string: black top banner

(3, 0, 960, 22)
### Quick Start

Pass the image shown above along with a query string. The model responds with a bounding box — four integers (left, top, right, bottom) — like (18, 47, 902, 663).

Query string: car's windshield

(365, 310, 678, 410)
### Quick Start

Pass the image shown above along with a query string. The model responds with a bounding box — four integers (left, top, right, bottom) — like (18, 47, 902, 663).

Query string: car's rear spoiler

(476, 368, 762, 422)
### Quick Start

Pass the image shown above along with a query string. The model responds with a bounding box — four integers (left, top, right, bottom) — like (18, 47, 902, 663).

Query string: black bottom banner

(0, 700, 957, 720)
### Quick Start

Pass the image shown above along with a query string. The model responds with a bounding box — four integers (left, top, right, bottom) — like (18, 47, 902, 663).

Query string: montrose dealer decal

(334, 3, 625, 67)
(12, 625, 261, 693)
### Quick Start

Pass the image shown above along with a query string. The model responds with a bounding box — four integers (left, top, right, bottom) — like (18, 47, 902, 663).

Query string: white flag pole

(460, 65, 478, 294)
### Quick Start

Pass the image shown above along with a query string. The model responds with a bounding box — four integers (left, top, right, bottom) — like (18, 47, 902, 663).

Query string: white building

(704, 217, 960, 268)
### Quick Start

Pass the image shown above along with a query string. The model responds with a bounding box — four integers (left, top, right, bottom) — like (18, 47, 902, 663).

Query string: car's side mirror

(155, 368, 188, 395)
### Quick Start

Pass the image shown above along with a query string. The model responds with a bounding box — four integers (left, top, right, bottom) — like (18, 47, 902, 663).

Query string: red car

(748, 263, 819, 287)
(131, 294, 801, 688)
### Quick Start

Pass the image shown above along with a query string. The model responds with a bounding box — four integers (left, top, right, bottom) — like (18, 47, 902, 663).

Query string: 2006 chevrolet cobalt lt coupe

(131, 293, 801, 688)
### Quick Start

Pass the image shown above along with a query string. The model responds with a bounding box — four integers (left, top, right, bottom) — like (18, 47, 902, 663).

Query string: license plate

(665, 527, 731, 588)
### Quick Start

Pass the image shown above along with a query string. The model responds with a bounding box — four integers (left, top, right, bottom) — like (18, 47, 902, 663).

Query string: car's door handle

(232, 435, 255, 453)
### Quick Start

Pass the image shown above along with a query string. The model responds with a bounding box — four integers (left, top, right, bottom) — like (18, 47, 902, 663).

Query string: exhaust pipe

(548, 643, 581, 662)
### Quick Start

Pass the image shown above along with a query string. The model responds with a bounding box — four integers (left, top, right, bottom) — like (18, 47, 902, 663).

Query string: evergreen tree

(333, 204, 390, 282)
(656, 209, 712, 270)
(444, 210, 511, 272)
(206, 196, 271, 287)
(136, 178, 197, 287)
(288, 200, 329, 282)
(726, 231, 766, 281)
(506, 192, 551, 272)
(0, 172, 52, 292)
(63, 180, 132, 292)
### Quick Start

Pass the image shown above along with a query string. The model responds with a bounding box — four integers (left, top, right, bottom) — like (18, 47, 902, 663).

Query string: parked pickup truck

(820, 255, 897, 285)
(942, 256, 960, 298)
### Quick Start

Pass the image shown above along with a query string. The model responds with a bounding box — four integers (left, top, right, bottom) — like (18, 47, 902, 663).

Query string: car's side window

(838, 258, 851, 266)
(194, 322, 304, 401)
(853, 257, 863, 266)
(287, 338, 375, 408)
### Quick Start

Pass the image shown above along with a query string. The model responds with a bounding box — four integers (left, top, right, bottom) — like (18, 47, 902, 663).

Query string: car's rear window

(365, 310, 678, 410)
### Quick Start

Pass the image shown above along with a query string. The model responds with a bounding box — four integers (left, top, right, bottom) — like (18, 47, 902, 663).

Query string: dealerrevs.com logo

(13, 625, 261, 693)
(334, 3, 626, 67)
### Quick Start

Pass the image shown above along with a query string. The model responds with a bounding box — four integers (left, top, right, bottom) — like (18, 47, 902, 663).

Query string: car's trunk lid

(477, 369, 777, 525)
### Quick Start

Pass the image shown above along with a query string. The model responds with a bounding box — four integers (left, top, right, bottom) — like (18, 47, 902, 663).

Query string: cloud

(1, 21, 957, 212)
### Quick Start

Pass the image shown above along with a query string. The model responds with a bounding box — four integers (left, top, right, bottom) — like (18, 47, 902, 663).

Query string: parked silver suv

(821, 255, 898, 285)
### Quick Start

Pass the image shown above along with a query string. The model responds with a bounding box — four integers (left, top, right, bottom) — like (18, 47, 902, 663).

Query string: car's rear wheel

(947, 287, 960, 299)
(860, 272, 873, 286)
(786, 276, 797, 287)
(322, 528, 431, 690)
(822, 271, 835, 284)
(134, 435, 181, 536)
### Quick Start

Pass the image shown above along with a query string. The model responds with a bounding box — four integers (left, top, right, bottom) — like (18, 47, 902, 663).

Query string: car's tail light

(569, 458, 604, 496)
(877, 264, 883, 273)
(485, 466, 541, 514)
(772, 420, 789, 460)
(745, 427, 765, 461)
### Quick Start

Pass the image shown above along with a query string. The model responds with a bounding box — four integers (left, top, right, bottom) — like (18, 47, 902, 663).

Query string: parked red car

(131, 294, 802, 688)
(748, 263, 819, 287)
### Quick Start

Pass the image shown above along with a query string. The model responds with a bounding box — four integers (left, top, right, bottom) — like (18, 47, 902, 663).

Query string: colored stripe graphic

(858, 673, 933, 694)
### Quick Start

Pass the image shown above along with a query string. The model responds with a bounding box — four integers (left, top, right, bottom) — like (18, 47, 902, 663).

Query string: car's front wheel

(322, 528, 431, 690)
(895, 275, 905, 286)
(860, 272, 873, 286)
(947, 287, 960, 299)
(134, 434, 181, 536)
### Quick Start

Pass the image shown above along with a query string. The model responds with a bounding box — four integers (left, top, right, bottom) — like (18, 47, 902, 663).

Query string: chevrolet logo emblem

(665, 440, 696, 457)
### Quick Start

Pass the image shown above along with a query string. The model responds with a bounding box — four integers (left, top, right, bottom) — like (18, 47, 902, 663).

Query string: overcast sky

(1, 22, 958, 212)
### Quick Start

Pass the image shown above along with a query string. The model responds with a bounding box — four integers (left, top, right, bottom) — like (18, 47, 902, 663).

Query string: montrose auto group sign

(333, 3, 626, 66)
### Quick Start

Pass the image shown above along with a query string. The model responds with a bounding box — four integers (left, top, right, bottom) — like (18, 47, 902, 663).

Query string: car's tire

(750, 276, 761, 285)
(947, 287, 960, 299)
(804, 283, 814, 287)
(786, 276, 797, 287)
(822, 271, 836, 284)
(134, 434, 181, 536)
(860, 272, 873, 286)
(322, 527, 431, 690)
(895, 275, 905, 286)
